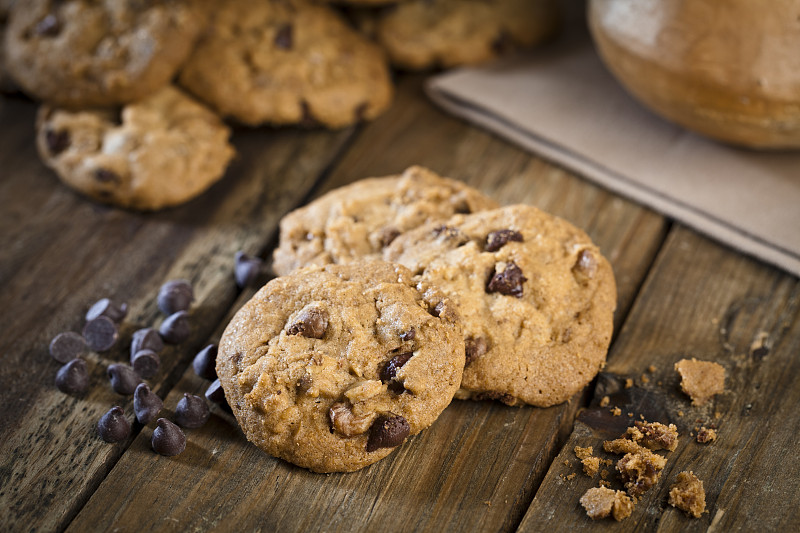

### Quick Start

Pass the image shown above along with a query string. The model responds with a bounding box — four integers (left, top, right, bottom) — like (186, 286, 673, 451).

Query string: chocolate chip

(486, 262, 527, 298)
(55, 358, 89, 394)
(151, 418, 185, 456)
(380, 352, 413, 394)
(107, 363, 142, 395)
(159, 311, 190, 344)
(85, 297, 128, 323)
(131, 349, 160, 379)
(175, 393, 210, 429)
(133, 383, 163, 424)
(485, 229, 523, 252)
(366, 414, 410, 452)
(82, 316, 119, 352)
(131, 327, 164, 359)
(296, 374, 313, 395)
(399, 328, 416, 342)
(34, 14, 61, 37)
(205, 378, 229, 410)
(97, 406, 131, 443)
(428, 300, 455, 321)
(465, 336, 488, 366)
(274, 23, 292, 49)
(234, 251, 263, 289)
(94, 168, 120, 183)
(379, 227, 401, 248)
(157, 279, 193, 315)
(192, 344, 218, 380)
(286, 308, 328, 339)
(45, 129, 70, 155)
(572, 249, 598, 281)
(49, 331, 86, 363)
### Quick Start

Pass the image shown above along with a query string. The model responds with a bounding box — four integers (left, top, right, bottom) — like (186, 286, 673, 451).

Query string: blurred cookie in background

(5, 0, 207, 107)
(178, 0, 393, 129)
(36, 85, 235, 210)
(368, 0, 560, 70)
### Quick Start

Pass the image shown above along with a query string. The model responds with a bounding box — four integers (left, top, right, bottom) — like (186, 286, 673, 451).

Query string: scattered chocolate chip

(82, 316, 119, 351)
(205, 379, 231, 412)
(286, 308, 328, 339)
(94, 168, 120, 183)
(366, 414, 410, 452)
(159, 311, 190, 344)
(133, 383, 163, 424)
(379, 227, 401, 248)
(55, 358, 89, 394)
(34, 14, 61, 37)
(45, 129, 70, 156)
(151, 418, 186, 456)
(157, 279, 193, 315)
(131, 349, 160, 379)
(572, 249, 598, 281)
(85, 297, 128, 323)
(465, 336, 488, 366)
(234, 251, 263, 288)
(130, 327, 164, 359)
(485, 229, 523, 252)
(380, 352, 413, 394)
(107, 363, 142, 395)
(192, 344, 218, 380)
(97, 406, 131, 443)
(49, 331, 86, 363)
(274, 23, 293, 49)
(399, 328, 415, 342)
(175, 393, 210, 429)
(486, 262, 527, 298)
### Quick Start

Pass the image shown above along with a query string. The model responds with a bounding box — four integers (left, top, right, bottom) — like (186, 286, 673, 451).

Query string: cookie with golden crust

(217, 261, 465, 472)
(5, 0, 206, 107)
(373, 0, 560, 70)
(385, 204, 617, 407)
(178, 0, 393, 128)
(36, 85, 235, 210)
(273, 166, 499, 276)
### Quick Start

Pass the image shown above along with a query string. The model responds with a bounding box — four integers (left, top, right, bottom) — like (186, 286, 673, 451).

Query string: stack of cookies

(217, 166, 617, 472)
(1, 0, 559, 210)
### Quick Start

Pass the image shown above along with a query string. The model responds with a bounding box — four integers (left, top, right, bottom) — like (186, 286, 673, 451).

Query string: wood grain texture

(518, 227, 800, 531)
(67, 76, 667, 533)
(0, 96, 353, 532)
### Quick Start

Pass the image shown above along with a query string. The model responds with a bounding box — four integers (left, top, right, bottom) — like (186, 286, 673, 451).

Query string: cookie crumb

(566, 473, 577, 480)
(575, 446, 600, 477)
(675, 358, 725, 405)
(598, 480, 611, 488)
(647, 365, 657, 373)
(624, 378, 633, 389)
(640, 374, 650, 384)
(668, 471, 706, 518)
(627, 412, 633, 418)
(580, 487, 634, 521)
(599, 395, 610, 407)
(677, 410, 684, 417)
(617, 447, 667, 497)
(600, 469, 609, 479)
(610, 407, 621, 416)
(632, 421, 679, 451)
(696, 427, 717, 443)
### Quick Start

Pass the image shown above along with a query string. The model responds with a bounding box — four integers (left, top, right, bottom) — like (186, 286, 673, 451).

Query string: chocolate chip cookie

(36, 85, 235, 210)
(385, 204, 617, 407)
(372, 0, 560, 70)
(5, 0, 206, 107)
(273, 165, 498, 276)
(217, 261, 465, 472)
(178, 0, 393, 128)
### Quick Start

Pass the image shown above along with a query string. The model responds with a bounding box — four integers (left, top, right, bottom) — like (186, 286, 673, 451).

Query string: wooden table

(2, 76, 798, 532)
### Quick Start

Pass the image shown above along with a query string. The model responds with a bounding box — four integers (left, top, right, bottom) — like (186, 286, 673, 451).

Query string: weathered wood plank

(68, 76, 667, 533)
(0, 96, 353, 532)
(517, 227, 800, 531)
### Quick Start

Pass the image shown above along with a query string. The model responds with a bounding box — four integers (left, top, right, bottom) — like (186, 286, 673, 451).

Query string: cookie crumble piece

(575, 446, 600, 477)
(675, 358, 725, 405)
(599, 395, 610, 407)
(696, 427, 717, 443)
(580, 486, 634, 521)
(668, 471, 706, 518)
(617, 447, 667, 497)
